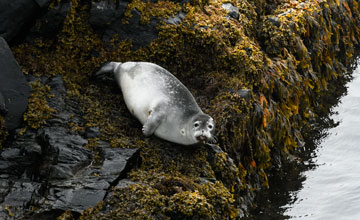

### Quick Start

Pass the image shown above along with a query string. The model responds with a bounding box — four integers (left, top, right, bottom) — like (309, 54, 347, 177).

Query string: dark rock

(98, 140, 111, 148)
(236, 89, 251, 101)
(22, 142, 42, 158)
(48, 180, 109, 212)
(206, 143, 223, 154)
(43, 146, 140, 212)
(0, 130, 41, 178)
(90, 0, 158, 49)
(115, 179, 137, 188)
(111, 8, 159, 49)
(0, 179, 41, 219)
(89, 0, 124, 29)
(0, 0, 39, 42)
(0, 133, 140, 216)
(222, 3, 239, 20)
(206, 143, 243, 198)
(45, 75, 66, 97)
(37, 127, 90, 180)
(33, 0, 53, 8)
(225, 89, 251, 102)
(0, 37, 30, 130)
(99, 147, 140, 183)
(85, 127, 100, 138)
(268, 16, 280, 27)
(0, 178, 11, 202)
(3, 181, 41, 207)
(0, 69, 141, 218)
(28, 0, 71, 40)
(164, 11, 186, 25)
(0, 92, 6, 115)
(252, 103, 264, 127)
(1, 148, 21, 160)
(43, 75, 78, 127)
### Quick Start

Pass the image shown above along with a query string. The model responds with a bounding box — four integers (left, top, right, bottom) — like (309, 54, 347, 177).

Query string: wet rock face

(28, 0, 71, 40)
(222, 3, 239, 20)
(90, 0, 159, 49)
(0, 1, 38, 41)
(0, 37, 30, 130)
(0, 74, 140, 218)
(0, 0, 58, 42)
(36, 126, 91, 180)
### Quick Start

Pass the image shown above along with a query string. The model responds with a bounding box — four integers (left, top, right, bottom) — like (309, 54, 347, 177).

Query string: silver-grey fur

(95, 61, 215, 145)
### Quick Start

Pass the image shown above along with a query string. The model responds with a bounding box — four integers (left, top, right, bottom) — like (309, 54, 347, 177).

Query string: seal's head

(190, 114, 216, 144)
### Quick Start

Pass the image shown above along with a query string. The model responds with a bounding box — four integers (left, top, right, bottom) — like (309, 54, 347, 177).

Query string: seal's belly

(119, 72, 167, 124)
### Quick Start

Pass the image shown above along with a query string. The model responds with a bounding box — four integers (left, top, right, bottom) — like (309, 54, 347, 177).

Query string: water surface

(284, 62, 360, 219)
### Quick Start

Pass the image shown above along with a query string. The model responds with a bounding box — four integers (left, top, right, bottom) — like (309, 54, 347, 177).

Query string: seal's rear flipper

(92, 62, 122, 82)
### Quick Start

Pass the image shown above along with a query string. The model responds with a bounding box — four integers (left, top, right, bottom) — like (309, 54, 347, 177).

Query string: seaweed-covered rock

(28, 0, 71, 40)
(164, 11, 186, 25)
(0, 37, 30, 130)
(90, 0, 158, 49)
(2, 0, 360, 219)
(222, 3, 239, 20)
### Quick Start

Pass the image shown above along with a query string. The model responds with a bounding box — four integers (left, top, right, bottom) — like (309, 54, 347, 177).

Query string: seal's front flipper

(142, 109, 165, 137)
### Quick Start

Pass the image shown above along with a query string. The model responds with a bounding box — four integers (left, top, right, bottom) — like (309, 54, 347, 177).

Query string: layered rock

(0, 37, 30, 130)
(0, 74, 140, 219)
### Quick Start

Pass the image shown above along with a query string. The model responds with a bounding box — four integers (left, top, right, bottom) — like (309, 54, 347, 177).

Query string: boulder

(90, 0, 158, 49)
(0, 37, 30, 130)
(222, 3, 239, 20)
(27, 0, 71, 41)
(0, 0, 39, 42)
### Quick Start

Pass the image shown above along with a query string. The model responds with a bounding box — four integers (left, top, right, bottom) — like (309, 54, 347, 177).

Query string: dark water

(249, 61, 360, 220)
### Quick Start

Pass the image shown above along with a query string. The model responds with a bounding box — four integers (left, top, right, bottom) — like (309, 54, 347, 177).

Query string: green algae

(11, 0, 360, 218)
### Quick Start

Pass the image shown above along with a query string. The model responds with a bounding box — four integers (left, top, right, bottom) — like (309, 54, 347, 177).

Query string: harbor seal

(95, 61, 216, 145)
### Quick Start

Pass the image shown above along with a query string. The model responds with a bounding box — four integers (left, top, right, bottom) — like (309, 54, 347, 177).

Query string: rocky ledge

(0, 0, 360, 219)
(0, 50, 140, 218)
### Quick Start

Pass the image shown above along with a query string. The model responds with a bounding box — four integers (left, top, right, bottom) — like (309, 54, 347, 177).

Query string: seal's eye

(208, 124, 213, 130)
(194, 122, 199, 128)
